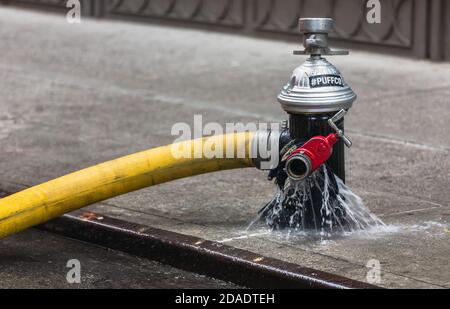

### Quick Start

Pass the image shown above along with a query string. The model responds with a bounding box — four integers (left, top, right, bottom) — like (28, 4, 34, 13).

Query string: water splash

(250, 165, 385, 237)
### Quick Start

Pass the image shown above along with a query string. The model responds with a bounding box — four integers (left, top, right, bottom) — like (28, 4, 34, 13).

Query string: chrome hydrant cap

(299, 18, 333, 34)
(277, 57, 357, 114)
(278, 18, 357, 114)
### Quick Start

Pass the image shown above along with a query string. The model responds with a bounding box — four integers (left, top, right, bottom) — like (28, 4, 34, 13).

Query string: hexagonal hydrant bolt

(294, 18, 349, 56)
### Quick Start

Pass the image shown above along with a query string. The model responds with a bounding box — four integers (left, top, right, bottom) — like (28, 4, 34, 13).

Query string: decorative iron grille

(0, 0, 447, 60)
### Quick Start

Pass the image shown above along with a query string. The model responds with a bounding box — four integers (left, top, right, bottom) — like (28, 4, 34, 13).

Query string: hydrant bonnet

(277, 18, 357, 114)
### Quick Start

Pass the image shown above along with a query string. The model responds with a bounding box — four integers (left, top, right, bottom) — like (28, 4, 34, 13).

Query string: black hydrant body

(278, 18, 356, 182)
(289, 113, 346, 181)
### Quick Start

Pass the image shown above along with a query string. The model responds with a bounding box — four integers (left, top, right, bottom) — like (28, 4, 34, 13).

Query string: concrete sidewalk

(0, 7, 449, 288)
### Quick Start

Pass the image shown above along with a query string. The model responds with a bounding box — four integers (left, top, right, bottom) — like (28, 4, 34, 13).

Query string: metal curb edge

(38, 210, 380, 289)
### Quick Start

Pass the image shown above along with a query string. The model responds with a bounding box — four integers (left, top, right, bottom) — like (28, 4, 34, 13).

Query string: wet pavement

(0, 7, 449, 288)
(0, 228, 238, 289)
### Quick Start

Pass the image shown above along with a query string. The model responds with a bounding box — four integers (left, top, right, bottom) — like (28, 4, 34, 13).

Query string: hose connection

(286, 153, 312, 181)
(285, 109, 352, 181)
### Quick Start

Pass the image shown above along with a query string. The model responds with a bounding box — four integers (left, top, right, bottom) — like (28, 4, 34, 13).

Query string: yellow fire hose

(0, 132, 255, 239)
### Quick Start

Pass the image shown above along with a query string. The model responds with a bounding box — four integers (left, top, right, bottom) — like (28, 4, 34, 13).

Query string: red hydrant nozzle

(285, 109, 352, 181)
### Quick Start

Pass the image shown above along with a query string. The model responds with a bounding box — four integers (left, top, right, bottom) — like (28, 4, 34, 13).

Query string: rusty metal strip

(38, 210, 379, 289)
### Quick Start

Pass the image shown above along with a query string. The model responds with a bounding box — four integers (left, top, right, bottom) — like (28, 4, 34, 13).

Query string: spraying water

(251, 165, 385, 237)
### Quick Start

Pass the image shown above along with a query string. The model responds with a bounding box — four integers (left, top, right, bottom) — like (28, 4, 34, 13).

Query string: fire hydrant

(279, 18, 356, 182)
(260, 18, 357, 229)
